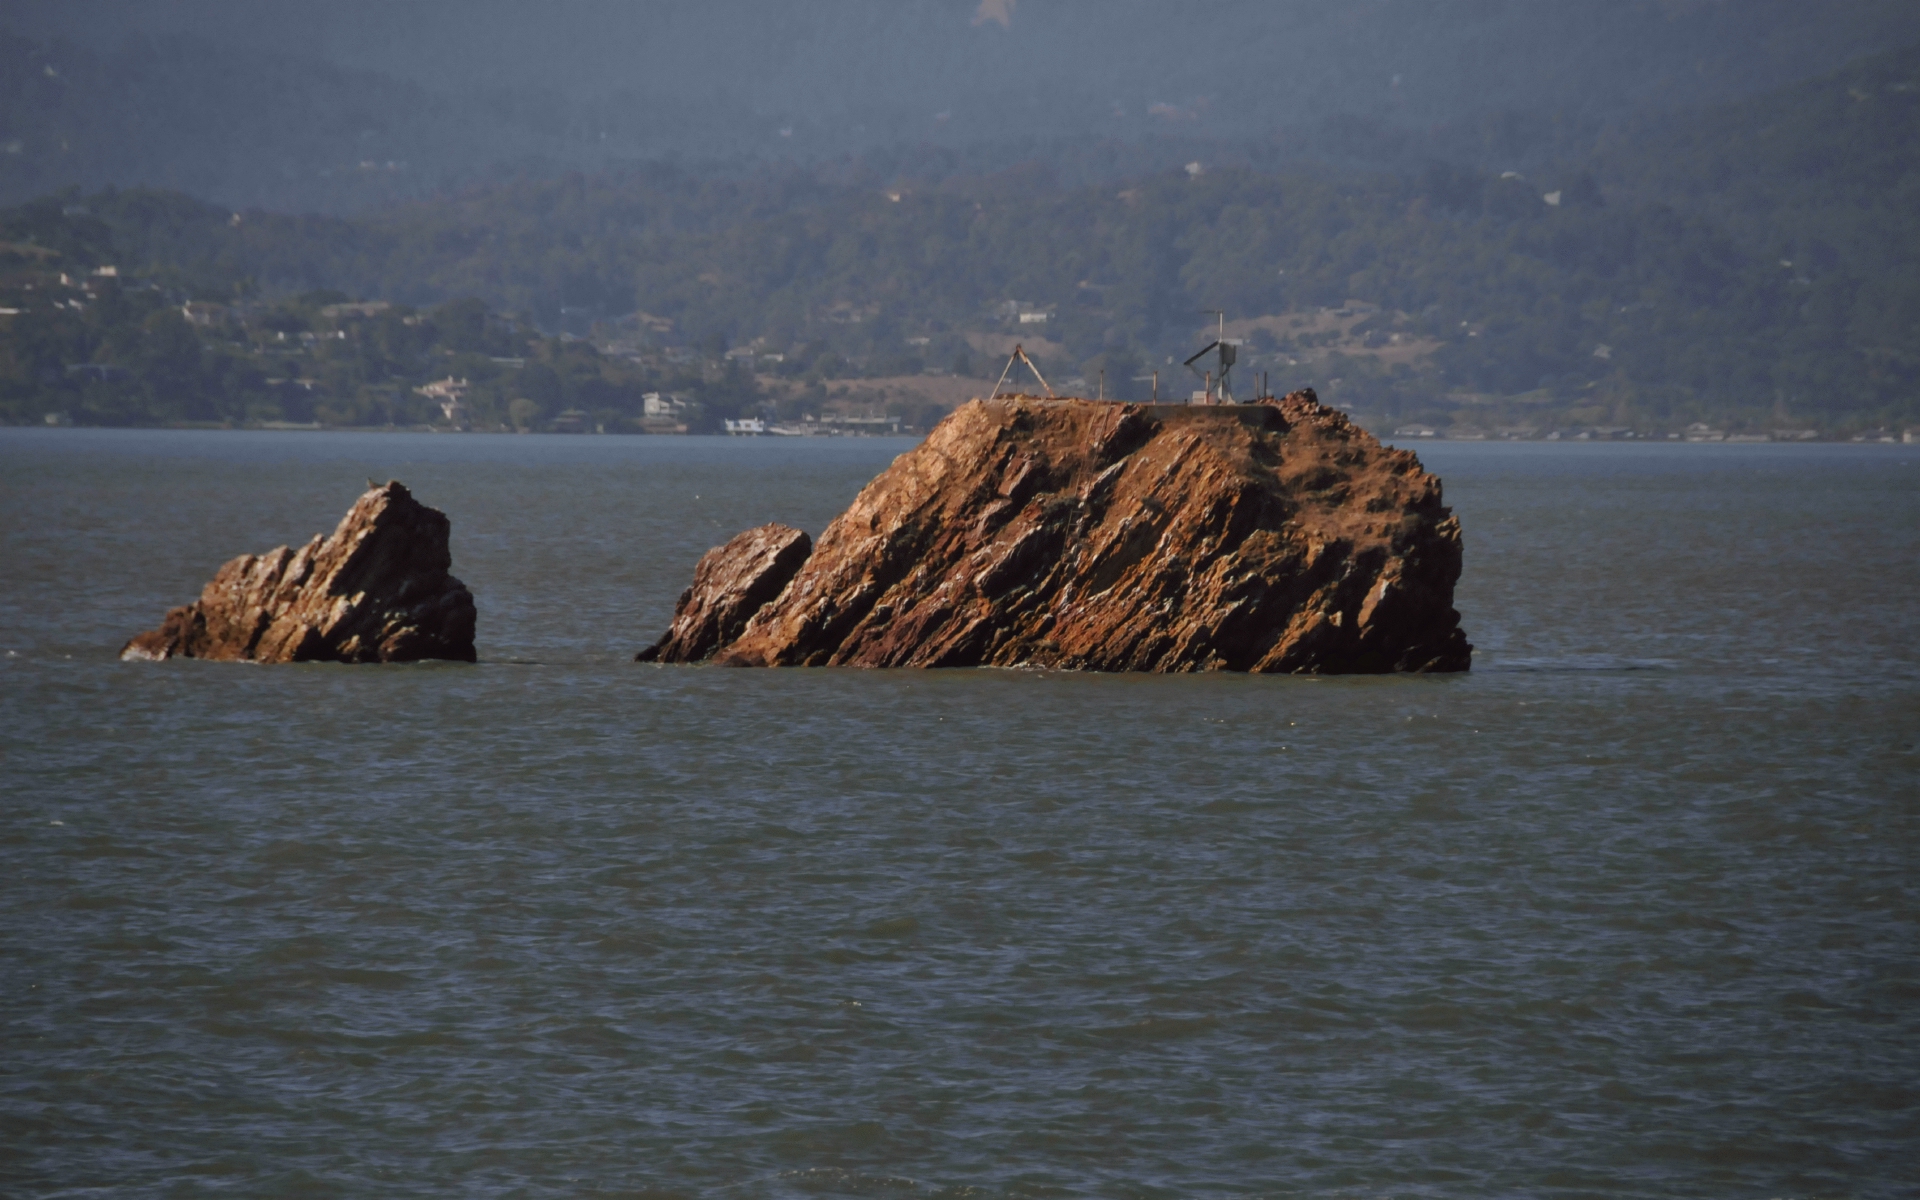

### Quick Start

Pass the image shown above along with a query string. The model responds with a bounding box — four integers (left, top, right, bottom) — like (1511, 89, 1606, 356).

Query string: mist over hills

(4, 0, 1919, 211)
(1, 3, 1916, 436)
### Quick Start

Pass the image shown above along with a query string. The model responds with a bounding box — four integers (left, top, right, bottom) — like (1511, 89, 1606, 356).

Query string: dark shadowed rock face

(642, 391, 1471, 673)
(121, 481, 476, 664)
(635, 524, 812, 663)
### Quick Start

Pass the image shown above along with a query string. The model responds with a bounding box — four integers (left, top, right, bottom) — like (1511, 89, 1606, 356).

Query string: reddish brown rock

(642, 391, 1470, 673)
(635, 523, 812, 663)
(121, 481, 476, 664)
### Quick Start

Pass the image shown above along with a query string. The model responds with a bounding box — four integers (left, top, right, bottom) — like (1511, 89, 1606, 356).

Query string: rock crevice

(641, 391, 1470, 673)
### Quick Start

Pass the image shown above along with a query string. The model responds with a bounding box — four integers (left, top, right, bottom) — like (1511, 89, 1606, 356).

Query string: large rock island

(122, 481, 476, 663)
(639, 391, 1470, 673)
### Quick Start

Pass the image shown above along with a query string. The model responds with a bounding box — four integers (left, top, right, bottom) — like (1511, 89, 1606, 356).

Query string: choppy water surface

(2, 429, 1916, 1199)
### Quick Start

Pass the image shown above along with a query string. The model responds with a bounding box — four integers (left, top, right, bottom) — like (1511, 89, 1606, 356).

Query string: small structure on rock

(122, 481, 476, 663)
(637, 390, 1470, 673)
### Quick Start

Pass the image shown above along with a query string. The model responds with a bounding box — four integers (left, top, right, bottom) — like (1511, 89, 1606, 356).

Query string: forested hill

(7, 1, 1920, 213)
(1596, 40, 1920, 273)
(2, 42, 1916, 438)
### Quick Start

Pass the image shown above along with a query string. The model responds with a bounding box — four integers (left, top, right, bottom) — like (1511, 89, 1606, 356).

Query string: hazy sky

(12, 0, 1919, 122)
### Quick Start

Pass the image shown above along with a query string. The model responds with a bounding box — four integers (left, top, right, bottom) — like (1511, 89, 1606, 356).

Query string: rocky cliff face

(641, 391, 1470, 673)
(122, 481, 476, 663)
(636, 524, 812, 664)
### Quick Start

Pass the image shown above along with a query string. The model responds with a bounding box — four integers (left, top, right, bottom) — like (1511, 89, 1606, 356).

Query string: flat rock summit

(640, 391, 1470, 673)
(122, 481, 476, 664)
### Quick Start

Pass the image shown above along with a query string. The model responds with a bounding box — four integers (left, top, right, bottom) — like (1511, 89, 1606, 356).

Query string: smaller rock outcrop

(636, 524, 812, 663)
(121, 481, 476, 664)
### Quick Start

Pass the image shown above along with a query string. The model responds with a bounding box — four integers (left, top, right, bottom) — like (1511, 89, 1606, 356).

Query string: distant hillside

(1597, 40, 1920, 267)
(0, 31, 787, 213)
(6, 1, 1920, 212)
(3, 42, 1916, 437)
(1587, 41, 1920, 421)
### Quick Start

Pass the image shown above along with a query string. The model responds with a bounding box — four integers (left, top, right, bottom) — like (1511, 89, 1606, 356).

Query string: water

(3, 428, 1916, 1199)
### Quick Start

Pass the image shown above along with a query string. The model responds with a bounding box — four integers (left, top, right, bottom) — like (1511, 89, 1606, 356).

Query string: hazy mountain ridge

(1596, 41, 1920, 271)
(2, 29, 1917, 435)
(0, 31, 775, 213)
(7, 1, 1920, 212)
